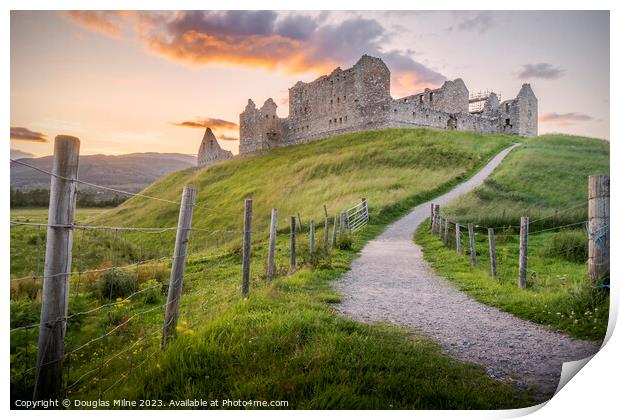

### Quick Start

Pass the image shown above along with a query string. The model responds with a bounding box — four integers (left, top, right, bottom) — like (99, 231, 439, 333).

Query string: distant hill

(10, 152, 196, 193)
(10, 149, 35, 160)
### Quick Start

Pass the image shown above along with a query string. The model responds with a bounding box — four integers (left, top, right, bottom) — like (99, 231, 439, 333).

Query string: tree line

(10, 188, 127, 208)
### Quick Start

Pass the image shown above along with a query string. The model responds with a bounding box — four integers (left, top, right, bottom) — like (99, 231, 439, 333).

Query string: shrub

(337, 232, 353, 250)
(540, 230, 588, 263)
(106, 298, 130, 327)
(99, 270, 136, 300)
(10, 276, 41, 301)
(138, 279, 163, 304)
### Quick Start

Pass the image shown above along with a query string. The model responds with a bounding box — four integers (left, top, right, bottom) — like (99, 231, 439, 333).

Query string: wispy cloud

(65, 11, 445, 92)
(517, 63, 565, 80)
(172, 117, 238, 131)
(65, 10, 126, 38)
(219, 134, 239, 141)
(448, 11, 495, 34)
(540, 112, 593, 125)
(10, 126, 48, 142)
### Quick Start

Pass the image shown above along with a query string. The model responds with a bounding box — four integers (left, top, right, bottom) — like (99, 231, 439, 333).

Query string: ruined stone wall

(287, 54, 391, 143)
(239, 98, 288, 154)
(197, 128, 233, 168)
(238, 55, 538, 155)
(386, 99, 500, 134)
(514, 84, 538, 137)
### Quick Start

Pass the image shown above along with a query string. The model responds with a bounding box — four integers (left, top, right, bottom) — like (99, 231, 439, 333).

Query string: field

(415, 135, 610, 340)
(11, 128, 544, 408)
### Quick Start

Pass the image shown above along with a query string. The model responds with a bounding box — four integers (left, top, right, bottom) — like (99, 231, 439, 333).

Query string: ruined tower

(197, 127, 233, 168)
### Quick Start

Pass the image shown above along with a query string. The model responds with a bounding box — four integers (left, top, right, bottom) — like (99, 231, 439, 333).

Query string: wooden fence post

(34, 135, 80, 400)
(468, 223, 477, 266)
(455, 223, 461, 254)
(488, 228, 497, 278)
(519, 216, 529, 289)
(323, 205, 330, 251)
(267, 208, 277, 281)
(344, 212, 350, 233)
(588, 175, 610, 283)
(444, 219, 450, 245)
(332, 216, 338, 247)
(430, 203, 435, 232)
(433, 205, 440, 234)
(438, 217, 443, 238)
(290, 216, 296, 272)
(309, 220, 315, 255)
(162, 185, 196, 347)
(240, 199, 253, 297)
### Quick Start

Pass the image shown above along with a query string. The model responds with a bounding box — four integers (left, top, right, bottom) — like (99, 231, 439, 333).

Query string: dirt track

(334, 144, 600, 398)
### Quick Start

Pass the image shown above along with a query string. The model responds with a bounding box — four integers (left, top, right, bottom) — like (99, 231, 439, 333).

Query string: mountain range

(10, 152, 196, 194)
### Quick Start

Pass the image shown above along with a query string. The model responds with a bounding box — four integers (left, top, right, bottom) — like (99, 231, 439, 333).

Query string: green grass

(122, 248, 533, 409)
(11, 128, 541, 408)
(441, 134, 609, 228)
(416, 135, 609, 340)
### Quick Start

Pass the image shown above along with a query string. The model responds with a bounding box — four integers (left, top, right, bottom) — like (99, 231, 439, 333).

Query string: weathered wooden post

(34, 135, 80, 400)
(267, 208, 277, 281)
(444, 219, 450, 245)
(468, 223, 477, 266)
(438, 217, 443, 238)
(323, 205, 330, 251)
(455, 223, 462, 254)
(162, 185, 196, 346)
(240, 198, 253, 297)
(488, 228, 497, 278)
(519, 216, 529, 289)
(290, 216, 296, 272)
(344, 212, 350, 233)
(433, 205, 440, 234)
(332, 216, 338, 247)
(430, 203, 435, 232)
(309, 220, 315, 255)
(588, 175, 610, 283)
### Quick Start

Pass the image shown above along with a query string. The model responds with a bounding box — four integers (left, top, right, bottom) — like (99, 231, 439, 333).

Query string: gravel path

(334, 144, 600, 398)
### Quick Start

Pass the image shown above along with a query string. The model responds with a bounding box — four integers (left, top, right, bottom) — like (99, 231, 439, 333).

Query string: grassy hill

(96, 128, 514, 243)
(416, 135, 610, 340)
(13, 128, 541, 408)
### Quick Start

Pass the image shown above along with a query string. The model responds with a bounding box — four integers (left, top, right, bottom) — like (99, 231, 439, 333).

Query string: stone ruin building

(238, 54, 537, 155)
(196, 127, 233, 168)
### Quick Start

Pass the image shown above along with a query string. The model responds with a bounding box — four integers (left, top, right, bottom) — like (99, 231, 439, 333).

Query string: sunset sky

(10, 10, 610, 157)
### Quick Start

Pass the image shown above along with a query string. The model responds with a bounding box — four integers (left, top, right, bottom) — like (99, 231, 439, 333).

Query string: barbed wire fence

(10, 135, 371, 402)
(428, 174, 609, 289)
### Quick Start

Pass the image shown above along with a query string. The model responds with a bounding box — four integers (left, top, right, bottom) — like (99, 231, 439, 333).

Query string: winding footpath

(334, 144, 600, 398)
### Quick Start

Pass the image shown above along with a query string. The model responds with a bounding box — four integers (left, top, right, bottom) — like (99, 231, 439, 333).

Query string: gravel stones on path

(334, 144, 600, 398)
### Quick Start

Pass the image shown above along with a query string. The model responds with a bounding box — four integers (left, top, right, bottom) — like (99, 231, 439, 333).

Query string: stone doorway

(447, 116, 457, 130)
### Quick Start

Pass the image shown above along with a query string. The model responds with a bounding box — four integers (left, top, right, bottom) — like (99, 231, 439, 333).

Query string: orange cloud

(10, 127, 48, 142)
(65, 11, 126, 38)
(65, 11, 445, 93)
(172, 117, 238, 131)
(539, 112, 593, 126)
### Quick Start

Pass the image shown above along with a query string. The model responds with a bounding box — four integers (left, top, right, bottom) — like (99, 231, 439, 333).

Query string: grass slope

(12, 128, 542, 408)
(416, 135, 609, 340)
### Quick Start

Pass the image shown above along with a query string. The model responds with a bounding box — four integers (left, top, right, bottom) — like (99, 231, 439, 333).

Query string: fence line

(429, 179, 609, 290)
(11, 137, 373, 398)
